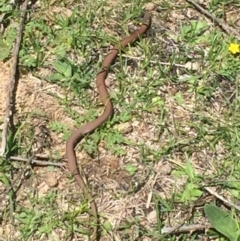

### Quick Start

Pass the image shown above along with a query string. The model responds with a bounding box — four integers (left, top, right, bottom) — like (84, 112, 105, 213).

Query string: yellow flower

(228, 43, 240, 54)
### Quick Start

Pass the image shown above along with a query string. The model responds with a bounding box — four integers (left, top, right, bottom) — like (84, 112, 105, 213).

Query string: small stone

(147, 210, 157, 223)
(184, 61, 200, 70)
(154, 159, 172, 175)
(144, 3, 155, 11)
(38, 182, 50, 195)
(44, 174, 58, 188)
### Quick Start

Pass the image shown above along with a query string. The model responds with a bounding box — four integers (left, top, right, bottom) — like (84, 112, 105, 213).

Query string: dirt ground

(1, 0, 238, 240)
(0, 58, 176, 240)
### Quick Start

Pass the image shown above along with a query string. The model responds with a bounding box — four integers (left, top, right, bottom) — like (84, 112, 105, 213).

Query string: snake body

(66, 13, 151, 240)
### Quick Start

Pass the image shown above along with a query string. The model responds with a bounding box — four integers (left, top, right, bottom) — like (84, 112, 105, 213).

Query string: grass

(0, 0, 240, 240)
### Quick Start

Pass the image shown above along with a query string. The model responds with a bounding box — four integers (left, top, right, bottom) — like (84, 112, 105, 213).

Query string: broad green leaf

(49, 73, 65, 81)
(204, 204, 239, 241)
(0, 4, 12, 12)
(103, 221, 112, 231)
(181, 20, 208, 42)
(64, 63, 72, 78)
(54, 61, 72, 78)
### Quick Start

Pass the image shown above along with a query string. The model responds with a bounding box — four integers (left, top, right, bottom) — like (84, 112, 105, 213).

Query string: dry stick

(0, 155, 64, 196)
(162, 224, 209, 234)
(0, 0, 28, 156)
(9, 156, 65, 167)
(1, 153, 65, 196)
(186, 0, 240, 41)
(204, 187, 240, 212)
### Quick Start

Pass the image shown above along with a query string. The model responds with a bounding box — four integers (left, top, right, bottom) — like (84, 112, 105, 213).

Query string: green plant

(205, 204, 240, 241)
(48, 121, 70, 141)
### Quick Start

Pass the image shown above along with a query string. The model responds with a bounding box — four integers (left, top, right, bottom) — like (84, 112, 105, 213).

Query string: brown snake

(66, 13, 151, 240)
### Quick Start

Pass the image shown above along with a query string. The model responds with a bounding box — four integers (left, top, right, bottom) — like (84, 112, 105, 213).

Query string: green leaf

(185, 159, 195, 180)
(0, 39, 10, 60)
(181, 183, 202, 202)
(0, 39, 9, 48)
(125, 163, 137, 175)
(181, 20, 208, 42)
(119, 112, 132, 122)
(0, 172, 10, 187)
(21, 56, 37, 67)
(0, 4, 12, 12)
(38, 225, 51, 234)
(204, 204, 239, 241)
(49, 73, 65, 81)
(64, 63, 72, 78)
(174, 92, 184, 105)
(103, 221, 112, 231)
(54, 61, 72, 78)
(151, 96, 164, 106)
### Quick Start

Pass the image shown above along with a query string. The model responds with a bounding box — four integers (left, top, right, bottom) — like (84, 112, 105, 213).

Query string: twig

(186, 0, 240, 41)
(9, 156, 65, 167)
(0, 154, 65, 196)
(161, 223, 209, 234)
(204, 187, 240, 211)
(0, 0, 28, 156)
